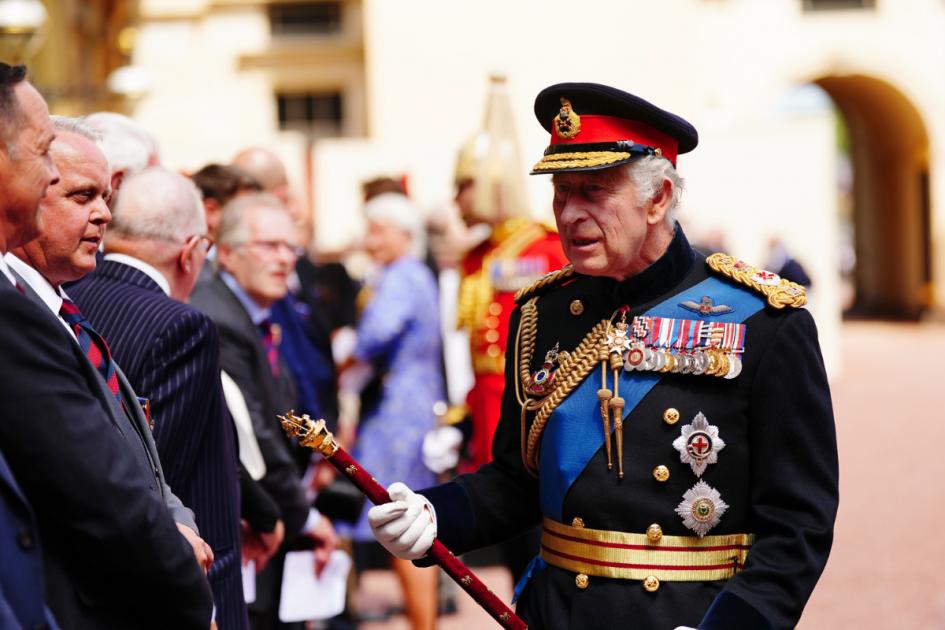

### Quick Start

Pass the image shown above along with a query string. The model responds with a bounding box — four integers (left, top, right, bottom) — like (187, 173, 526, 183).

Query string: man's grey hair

(84, 112, 159, 177)
(216, 192, 287, 249)
(107, 167, 205, 244)
(50, 115, 103, 144)
(625, 156, 685, 226)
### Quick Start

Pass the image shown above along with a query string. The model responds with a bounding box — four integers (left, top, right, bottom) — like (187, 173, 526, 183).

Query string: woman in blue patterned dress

(345, 192, 443, 629)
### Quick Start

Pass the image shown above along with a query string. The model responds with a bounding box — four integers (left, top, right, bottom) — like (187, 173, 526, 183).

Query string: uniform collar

(595, 224, 697, 309)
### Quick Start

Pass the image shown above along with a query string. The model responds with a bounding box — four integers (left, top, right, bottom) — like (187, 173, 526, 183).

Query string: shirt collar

(0, 255, 17, 287)
(104, 253, 171, 296)
(220, 271, 271, 326)
(4, 253, 66, 315)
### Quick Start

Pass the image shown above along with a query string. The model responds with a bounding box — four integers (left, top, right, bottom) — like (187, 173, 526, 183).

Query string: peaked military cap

(531, 82, 698, 174)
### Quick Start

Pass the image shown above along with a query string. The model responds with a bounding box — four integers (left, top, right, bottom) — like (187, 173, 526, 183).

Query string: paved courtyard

(353, 322, 945, 629)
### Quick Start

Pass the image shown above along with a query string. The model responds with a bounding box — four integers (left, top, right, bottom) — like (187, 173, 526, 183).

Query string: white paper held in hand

(278, 550, 352, 622)
(241, 560, 256, 604)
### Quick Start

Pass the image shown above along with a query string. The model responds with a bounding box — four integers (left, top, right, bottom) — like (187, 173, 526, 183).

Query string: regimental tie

(59, 297, 121, 403)
(258, 318, 281, 378)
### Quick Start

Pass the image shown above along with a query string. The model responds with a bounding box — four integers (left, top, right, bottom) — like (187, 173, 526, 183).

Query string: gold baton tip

(279, 410, 338, 457)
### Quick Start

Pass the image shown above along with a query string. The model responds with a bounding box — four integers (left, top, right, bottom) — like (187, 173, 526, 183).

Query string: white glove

(674, 626, 698, 629)
(368, 482, 437, 560)
(422, 425, 464, 474)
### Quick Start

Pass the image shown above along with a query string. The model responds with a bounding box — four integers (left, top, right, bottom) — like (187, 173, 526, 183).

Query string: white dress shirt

(4, 253, 75, 340)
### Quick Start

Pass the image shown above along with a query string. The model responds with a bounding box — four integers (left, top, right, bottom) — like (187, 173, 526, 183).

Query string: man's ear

(110, 169, 126, 200)
(646, 179, 673, 226)
(179, 236, 200, 275)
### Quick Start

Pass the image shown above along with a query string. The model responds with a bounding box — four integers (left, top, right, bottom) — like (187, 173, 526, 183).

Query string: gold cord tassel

(598, 348, 613, 470)
(611, 391, 625, 480)
(608, 347, 626, 479)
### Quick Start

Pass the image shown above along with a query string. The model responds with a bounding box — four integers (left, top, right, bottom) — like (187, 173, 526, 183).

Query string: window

(802, 0, 876, 10)
(269, 2, 342, 36)
(276, 91, 344, 135)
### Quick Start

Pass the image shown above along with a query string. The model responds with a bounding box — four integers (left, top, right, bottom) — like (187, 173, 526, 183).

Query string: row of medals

(623, 343, 742, 379)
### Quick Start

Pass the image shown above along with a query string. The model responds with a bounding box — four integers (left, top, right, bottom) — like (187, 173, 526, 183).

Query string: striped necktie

(258, 318, 281, 378)
(59, 297, 121, 402)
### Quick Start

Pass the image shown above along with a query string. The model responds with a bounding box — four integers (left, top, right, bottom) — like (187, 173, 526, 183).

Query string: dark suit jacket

(0, 279, 212, 629)
(11, 267, 197, 532)
(271, 294, 337, 431)
(191, 275, 309, 613)
(0, 447, 60, 630)
(69, 259, 246, 630)
(191, 274, 307, 537)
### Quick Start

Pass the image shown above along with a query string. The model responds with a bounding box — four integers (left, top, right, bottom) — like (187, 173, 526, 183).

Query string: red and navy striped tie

(59, 297, 121, 402)
(258, 319, 281, 378)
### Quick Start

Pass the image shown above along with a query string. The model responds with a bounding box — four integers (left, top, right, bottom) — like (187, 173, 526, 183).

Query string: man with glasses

(191, 192, 337, 630)
(68, 166, 246, 630)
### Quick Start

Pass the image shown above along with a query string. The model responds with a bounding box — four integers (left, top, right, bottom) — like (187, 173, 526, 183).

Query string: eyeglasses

(187, 234, 214, 254)
(239, 239, 305, 259)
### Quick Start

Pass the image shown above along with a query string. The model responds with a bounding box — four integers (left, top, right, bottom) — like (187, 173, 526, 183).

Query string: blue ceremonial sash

(539, 276, 766, 520)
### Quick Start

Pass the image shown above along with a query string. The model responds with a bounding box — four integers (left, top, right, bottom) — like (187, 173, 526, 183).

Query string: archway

(814, 75, 931, 320)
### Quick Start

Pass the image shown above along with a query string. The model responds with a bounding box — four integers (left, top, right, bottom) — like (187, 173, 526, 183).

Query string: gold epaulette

(513, 264, 575, 304)
(706, 253, 807, 309)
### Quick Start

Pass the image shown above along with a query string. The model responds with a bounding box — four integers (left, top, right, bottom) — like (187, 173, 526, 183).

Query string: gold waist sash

(540, 517, 754, 581)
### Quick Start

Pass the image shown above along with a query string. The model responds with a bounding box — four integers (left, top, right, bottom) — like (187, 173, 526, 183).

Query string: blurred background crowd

(3, 0, 945, 629)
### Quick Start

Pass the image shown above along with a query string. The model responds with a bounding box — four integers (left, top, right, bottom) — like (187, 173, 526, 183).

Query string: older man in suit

(191, 192, 337, 630)
(0, 64, 212, 629)
(68, 167, 246, 630)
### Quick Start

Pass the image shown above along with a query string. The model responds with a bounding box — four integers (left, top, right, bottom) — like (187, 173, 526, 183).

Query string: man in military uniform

(368, 82, 838, 629)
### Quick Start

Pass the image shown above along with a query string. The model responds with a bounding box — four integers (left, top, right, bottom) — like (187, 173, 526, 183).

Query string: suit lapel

(10, 268, 128, 435)
(114, 364, 168, 497)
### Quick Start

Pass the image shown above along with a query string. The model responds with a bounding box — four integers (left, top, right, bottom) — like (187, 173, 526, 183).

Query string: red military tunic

(457, 217, 569, 470)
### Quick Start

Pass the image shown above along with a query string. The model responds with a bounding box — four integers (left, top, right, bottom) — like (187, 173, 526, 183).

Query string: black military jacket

(422, 227, 838, 629)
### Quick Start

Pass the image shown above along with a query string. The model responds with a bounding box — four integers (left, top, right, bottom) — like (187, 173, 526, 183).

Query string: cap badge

(554, 97, 582, 140)
(672, 411, 725, 476)
(679, 296, 734, 317)
(676, 480, 728, 537)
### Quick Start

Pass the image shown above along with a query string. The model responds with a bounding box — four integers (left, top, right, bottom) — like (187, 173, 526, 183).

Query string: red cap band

(549, 114, 679, 165)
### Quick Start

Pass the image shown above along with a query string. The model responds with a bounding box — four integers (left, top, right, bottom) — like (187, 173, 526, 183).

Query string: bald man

(232, 147, 289, 206)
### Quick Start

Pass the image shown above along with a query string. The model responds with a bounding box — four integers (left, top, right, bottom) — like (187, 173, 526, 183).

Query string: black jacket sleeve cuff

(418, 480, 477, 554)
(699, 591, 772, 630)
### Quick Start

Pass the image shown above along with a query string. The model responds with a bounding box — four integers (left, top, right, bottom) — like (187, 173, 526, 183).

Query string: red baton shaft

(279, 412, 527, 630)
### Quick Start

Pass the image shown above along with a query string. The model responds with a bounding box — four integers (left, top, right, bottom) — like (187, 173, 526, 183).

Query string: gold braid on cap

(514, 264, 575, 304)
(706, 253, 807, 309)
(532, 151, 632, 172)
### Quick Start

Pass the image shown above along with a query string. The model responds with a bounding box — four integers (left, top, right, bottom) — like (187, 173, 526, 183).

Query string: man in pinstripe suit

(68, 167, 246, 629)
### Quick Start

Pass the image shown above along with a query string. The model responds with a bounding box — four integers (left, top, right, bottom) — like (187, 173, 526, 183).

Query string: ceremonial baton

(279, 412, 527, 630)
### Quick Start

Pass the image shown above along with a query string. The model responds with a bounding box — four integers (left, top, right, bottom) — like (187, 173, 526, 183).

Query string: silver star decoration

(672, 412, 725, 477)
(675, 480, 728, 537)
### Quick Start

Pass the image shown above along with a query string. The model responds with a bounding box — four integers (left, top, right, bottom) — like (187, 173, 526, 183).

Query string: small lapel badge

(679, 296, 734, 317)
(676, 480, 728, 537)
(137, 396, 154, 431)
(672, 412, 725, 476)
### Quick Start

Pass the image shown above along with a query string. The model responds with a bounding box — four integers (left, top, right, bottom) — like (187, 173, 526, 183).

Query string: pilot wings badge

(679, 296, 734, 317)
